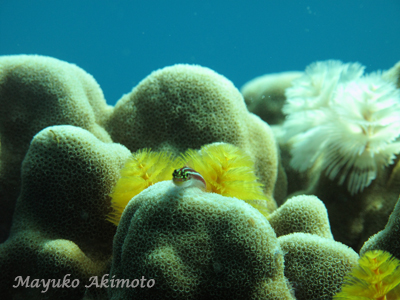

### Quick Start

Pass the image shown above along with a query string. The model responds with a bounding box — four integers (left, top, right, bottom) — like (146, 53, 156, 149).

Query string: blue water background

(1, 0, 399, 105)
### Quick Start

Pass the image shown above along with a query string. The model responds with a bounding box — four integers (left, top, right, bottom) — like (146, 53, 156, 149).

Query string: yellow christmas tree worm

(108, 143, 271, 225)
(181, 142, 271, 217)
(333, 250, 400, 299)
(107, 149, 181, 225)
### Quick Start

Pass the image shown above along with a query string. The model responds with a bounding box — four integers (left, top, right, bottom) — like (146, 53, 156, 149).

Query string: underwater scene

(1, 1, 400, 299)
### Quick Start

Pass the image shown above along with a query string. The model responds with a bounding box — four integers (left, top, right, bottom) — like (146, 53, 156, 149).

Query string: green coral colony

(0, 54, 400, 300)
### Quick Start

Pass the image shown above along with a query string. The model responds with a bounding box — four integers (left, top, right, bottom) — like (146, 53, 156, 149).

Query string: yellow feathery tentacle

(333, 250, 400, 300)
(108, 143, 271, 226)
(182, 143, 271, 217)
(107, 149, 180, 225)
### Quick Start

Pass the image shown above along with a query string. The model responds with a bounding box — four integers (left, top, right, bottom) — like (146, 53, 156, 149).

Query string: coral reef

(0, 55, 112, 243)
(103, 64, 287, 205)
(262, 60, 400, 251)
(279, 233, 359, 300)
(268, 194, 333, 239)
(1, 54, 399, 300)
(240, 71, 303, 125)
(307, 166, 400, 252)
(0, 125, 130, 299)
(109, 180, 294, 300)
(360, 196, 400, 260)
(0, 55, 287, 299)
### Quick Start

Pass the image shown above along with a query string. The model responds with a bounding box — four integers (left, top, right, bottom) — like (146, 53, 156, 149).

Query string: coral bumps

(109, 181, 293, 300)
(0, 55, 286, 299)
(0, 55, 112, 243)
(103, 64, 285, 206)
(0, 126, 130, 299)
(1, 54, 396, 299)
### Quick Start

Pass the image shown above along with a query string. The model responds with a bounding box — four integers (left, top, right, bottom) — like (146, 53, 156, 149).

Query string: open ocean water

(1, 0, 399, 105)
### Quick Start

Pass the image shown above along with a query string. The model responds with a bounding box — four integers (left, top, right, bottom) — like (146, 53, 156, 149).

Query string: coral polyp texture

(1, 54, 400, 300)
(0, 54, 112, 243)
(279, 233, 359, 300)
(333, 250, 400, 300)
(268, 194, 333, 239)
(109, 180, 295, 300)
(281, 60, 400, 195)
(0, 125, 130, 299)
(103, 64, 286, 207)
